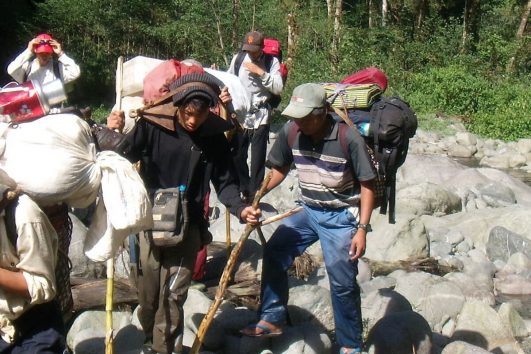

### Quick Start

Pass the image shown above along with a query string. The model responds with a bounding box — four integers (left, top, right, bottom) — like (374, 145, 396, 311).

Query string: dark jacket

(124, 114, 245, 228)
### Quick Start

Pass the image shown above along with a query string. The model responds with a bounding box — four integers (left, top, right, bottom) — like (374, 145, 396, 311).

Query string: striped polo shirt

(268, 117, 375, 209)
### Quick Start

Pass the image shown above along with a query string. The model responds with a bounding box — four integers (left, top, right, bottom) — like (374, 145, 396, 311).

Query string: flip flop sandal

(240, 323, 283, 337)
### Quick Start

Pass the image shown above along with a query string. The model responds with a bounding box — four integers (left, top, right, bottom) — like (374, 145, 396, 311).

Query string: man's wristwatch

(357, 223, 372, 232)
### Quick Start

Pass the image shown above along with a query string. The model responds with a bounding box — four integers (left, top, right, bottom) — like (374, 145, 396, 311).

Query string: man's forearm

(358, 179, 376, 224)
(266, 166, 290, 194)
(0, 268, 30, 299)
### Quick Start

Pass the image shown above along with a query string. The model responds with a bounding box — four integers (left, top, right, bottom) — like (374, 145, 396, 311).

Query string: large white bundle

(122, 56, 163, 97)
(84, 151, 153, 262)
(205, 68, 250, 121)
(0, 114, 100, 207)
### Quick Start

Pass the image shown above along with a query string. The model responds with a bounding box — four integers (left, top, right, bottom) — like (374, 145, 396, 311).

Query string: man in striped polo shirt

(241, 83, 376, 354)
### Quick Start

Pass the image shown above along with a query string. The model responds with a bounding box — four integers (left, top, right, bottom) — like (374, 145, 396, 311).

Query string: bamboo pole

(105, 55, 123, 354)
(260, 206, 303, 226)
(190, 171, 272, 354)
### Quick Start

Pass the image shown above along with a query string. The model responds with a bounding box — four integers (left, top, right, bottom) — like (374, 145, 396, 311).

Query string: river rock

(486, 226, 531, 263)
(396, 182, 462, 216)
(448, 144, 476, 158)
(66, 310, 142, 354)
(444, 272, 495, 305)
(288, 284, 334, 331)
(451, 300, 516, 351)
(441, 340, 492, 354)
(365, 213, 428, 262)
(480, 153, 514, 169)
(498, 303, 529, 339)
(516, 139, 531, 154)
(455, 132, 478, 146)
(366, 311, 432, 354)
(360, 275, 397, 294)
(494, 273, 531, 295)
(361, 288, 412, 331)
(502, 252, 531, 275)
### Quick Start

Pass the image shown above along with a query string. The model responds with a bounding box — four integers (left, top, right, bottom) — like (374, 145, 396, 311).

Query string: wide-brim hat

(281, 83, 327, 119)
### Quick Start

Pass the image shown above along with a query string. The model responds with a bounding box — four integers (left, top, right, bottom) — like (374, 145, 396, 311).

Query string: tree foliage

(0, 0, 529, 140)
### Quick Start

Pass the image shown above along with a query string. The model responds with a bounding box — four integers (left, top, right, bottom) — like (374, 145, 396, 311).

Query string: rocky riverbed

(67, 124, 531, 354)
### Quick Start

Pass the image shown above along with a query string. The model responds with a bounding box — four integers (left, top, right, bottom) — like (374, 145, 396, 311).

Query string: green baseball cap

(281, 83, 326, 119)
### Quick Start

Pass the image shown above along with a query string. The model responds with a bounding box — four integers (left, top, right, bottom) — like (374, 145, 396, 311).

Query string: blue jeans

(259, 204, 363, 349)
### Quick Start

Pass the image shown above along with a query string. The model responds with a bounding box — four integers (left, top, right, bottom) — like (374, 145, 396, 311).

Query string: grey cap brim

(281, 103, 314, 119)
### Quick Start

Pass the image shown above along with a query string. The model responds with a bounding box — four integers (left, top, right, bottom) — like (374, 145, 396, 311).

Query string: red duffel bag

(142, 59, 204, 104)
(341, 67, 388, 92)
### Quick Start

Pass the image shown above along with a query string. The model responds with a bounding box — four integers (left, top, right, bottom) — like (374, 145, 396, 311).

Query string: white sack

(205, 68, 250, 121)
(83, 151, 153, 262)
(0, 114, 100, 207)
(122, 56, 163, 97)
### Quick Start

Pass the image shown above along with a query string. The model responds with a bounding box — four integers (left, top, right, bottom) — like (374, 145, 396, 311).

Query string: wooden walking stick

(190, 171, 273, 354)
(105, 55, 123, 354)
(225, 207, 231, 259)
(219, 101, 236, 259)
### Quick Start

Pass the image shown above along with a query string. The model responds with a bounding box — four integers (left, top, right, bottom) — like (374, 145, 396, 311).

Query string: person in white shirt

(227, 31, 284, 201)
(0, 176, 66, 353)
(7, 33, 80, 87)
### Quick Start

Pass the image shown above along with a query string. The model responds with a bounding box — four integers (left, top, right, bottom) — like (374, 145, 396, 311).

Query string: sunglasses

(39, 40, 51, 45)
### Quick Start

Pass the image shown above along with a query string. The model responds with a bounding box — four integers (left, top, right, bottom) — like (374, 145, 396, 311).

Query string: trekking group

(0, 30, 416, 354)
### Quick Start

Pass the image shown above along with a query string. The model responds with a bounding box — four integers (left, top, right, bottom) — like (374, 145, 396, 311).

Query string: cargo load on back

(327, 67, 418, 223)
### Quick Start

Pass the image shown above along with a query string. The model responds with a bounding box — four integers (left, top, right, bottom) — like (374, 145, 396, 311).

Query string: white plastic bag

(205, 68, 250, 121)
(0, 114, 100, 207)
(83, 151, 152, 262)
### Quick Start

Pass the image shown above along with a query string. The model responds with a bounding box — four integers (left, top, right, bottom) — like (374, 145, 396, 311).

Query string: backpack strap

(234, 51, 246, 77)
(52, 58, 61, 81)
(23, 61, 32, 82)
(3, 196, 19, 247)
(235, 51, 275, 76)
(337, 121, 350, 158)
(23, 57, 62, 83)
(264, 54, 273, 73)
(287, 121, 299, 149)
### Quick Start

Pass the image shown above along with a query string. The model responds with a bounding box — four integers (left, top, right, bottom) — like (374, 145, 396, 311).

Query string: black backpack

(233, 51, 283, 109)
(330, 96, 418, 223)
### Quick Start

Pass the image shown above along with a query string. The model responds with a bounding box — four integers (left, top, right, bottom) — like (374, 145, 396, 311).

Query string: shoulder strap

(186, 145, 202, 190)
(53, 57, 61, 81)
(234, 51, 246, 76)
(287, 121, 299, 149)
(264, 54, 274, 73)
(23, 58, 34, 82)
(23, 57, 62, 83)
(4, 197, 19, 247)
(337, 122, 349, 157)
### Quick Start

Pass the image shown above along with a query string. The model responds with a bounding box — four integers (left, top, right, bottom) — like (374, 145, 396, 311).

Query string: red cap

(34, 33, 54, 54)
